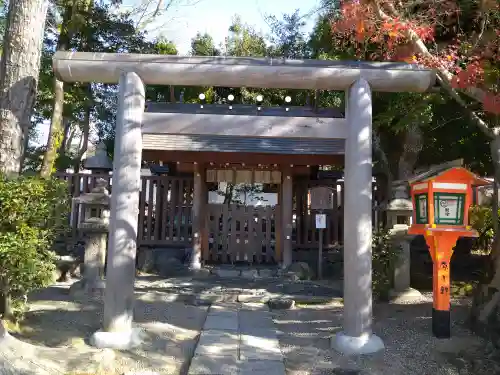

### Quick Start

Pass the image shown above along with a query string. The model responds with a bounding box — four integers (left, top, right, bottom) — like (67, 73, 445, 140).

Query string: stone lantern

(70, 178, 110, 299)
(83, 142, 113, 174)
(384, 181, 422, 302)
(385, 182, 413, 228)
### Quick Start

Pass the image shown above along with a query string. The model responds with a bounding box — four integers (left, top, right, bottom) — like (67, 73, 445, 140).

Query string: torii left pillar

(90, 71, 145, 349)
(331, 78, 385, 355)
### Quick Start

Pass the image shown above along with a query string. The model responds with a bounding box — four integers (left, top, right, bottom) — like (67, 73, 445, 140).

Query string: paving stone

(193, 295, 223, 306)
(240, 302, 269, 311)
(204, 311, 239, 331)
(195, 331, 239, 358)
(239, 359, 286, 375)
(215, 269, 241, 278)
(239, 331, 282, 361)
(257, 269, 277, 278)
(239, 311, 275, 333)
(241, 270, 258, 279)
(188, 355, 239, 375)
(210, 303, 240, 312)
(237, 294, 268, 303)
(187, 301, 285, 375)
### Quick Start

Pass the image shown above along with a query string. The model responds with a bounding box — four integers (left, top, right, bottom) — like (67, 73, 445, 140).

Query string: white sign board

(438, 198, 458, 218)
(315, 213, 327, 229)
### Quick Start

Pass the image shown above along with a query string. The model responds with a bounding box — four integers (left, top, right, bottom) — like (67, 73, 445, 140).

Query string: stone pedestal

(388, 231, 422, 303)
(69, 228, 108, 300)
(384, 183, 422, 303)
(80, 217, 108, 294)
(70, 179, 110, 301)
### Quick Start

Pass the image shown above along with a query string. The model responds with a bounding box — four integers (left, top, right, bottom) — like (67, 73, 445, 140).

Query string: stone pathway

(134, 274, 343, 306)
(188, 302, 286, 375)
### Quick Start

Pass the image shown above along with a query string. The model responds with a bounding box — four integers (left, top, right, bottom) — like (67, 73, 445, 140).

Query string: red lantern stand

(408, 167, 488, 338)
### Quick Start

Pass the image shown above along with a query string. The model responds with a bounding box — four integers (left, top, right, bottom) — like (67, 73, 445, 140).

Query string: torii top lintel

(52, 51, 436, 92)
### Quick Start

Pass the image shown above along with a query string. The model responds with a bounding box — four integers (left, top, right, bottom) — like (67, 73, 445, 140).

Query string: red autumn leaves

(331, 0, 500, 114)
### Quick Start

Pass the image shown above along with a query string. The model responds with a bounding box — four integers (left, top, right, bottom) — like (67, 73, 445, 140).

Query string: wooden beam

(192, 164, 207, 267)
(142, 112, 347, 139)
(142, 150, 344, 166)
(153, 162, 312, 176)
(282, 165, 293, 267)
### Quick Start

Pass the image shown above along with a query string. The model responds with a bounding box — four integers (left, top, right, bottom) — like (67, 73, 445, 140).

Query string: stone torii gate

(52, 52, 436, 355)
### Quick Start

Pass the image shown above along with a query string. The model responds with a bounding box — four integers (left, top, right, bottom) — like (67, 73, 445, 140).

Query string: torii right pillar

(331, 78, 385, 355)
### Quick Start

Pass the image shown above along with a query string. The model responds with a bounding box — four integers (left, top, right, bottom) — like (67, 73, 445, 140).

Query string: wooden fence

(57, 173, 384, 251)
(292, 179, 384, 250)
(138, 176, 194, 246)
(56, 173, 194, 247)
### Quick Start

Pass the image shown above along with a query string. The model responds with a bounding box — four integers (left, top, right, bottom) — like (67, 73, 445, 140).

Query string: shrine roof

(408, 159, 489, 186)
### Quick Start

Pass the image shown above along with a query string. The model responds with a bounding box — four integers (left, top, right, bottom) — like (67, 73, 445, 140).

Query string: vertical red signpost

(408, 164, 489, 338)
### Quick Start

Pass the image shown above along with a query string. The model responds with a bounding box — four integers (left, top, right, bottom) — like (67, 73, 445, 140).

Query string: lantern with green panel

(407, 160, 489, 339)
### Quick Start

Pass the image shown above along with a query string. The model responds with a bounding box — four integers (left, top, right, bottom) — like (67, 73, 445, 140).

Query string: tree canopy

(0, 0, 488, 184)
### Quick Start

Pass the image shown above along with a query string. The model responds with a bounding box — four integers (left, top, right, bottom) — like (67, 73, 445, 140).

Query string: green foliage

(372, 228, 399, 299)
(0, 0, 6, 51)
(191, 32, 219, 56)
(469, 205, 499, 251)
(30, 2, 155, 171)
(0, 175, 70, 321)
(266, 10, 308, 59)
(226, 15, 267, 57)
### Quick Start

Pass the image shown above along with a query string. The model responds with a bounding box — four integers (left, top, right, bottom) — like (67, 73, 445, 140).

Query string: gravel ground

(134, 275, 343, 299)
(272, 293, 498, 375)
(4, 280, 208, 375)
(4, 277, 499, 375)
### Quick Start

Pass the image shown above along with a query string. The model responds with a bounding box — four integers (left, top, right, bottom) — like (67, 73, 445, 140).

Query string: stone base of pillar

(69, 279, 106, 301)
(90, 327, 144, 349)
(388, 287, 422, 303)
(331, 332, 385, 355)
(189, 257, 202, 271)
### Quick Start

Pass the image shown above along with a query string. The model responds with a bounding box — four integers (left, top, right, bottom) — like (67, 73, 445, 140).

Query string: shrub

(372, 227, 399, 299)
(0, 175, 70, 321)
(469, 205, 499, 252)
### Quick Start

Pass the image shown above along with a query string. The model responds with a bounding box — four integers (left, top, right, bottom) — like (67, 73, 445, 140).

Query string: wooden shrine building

(140, 102, 347, 265)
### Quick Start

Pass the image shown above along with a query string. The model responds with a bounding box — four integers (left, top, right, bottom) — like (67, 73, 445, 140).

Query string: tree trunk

(397, 123, 423, 180)
(373, 130, 392, 205)
(169, 86, 175, 102)
(469, 136, 500, 331)
(0, 277, 12, 321)
(73, 101, 91, 172)
(40, 5, 75, 178)
(0, 0, 49, 177)
(40, 79, 65, 177)
(223, 183, 235, 205)
(59, 118, 73, 160)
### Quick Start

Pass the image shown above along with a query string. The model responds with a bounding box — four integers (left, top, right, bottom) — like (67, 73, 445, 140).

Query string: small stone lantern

(384, 181, 422, 302)
(385, 182, 413, 228)
(70, 179, 110, 299)
(83, 142, 113, 174)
